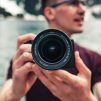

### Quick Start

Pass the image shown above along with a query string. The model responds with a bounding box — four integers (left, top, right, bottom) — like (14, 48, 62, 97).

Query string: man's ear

(44, 7, 55, 21)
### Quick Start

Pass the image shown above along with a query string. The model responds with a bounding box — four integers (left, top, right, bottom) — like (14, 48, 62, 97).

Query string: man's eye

(72, 1, 86, 6)
(80, 1, 86, 5)
(69, 1, 79, 6)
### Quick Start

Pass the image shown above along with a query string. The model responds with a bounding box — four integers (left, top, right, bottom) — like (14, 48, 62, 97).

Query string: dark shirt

(7, 43, 101, 101)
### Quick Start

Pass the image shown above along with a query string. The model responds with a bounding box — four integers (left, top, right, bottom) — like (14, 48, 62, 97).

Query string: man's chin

(72, 30, 83, 34)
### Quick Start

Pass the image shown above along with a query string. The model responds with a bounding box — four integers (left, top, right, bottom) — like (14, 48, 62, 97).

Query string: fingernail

(75, 51, 79, 56)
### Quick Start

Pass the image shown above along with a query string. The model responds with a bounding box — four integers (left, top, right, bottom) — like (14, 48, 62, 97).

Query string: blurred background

(0, 0, 101, 100)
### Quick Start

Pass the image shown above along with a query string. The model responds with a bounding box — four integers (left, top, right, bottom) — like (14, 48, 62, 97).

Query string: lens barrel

(32, 29, 74, 70)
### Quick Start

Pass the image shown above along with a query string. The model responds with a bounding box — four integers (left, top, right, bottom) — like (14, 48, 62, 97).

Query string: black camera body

(31, 29, 77, 73)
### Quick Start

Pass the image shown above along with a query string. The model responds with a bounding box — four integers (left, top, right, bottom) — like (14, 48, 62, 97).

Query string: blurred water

(0, 19, 48, 86)
(0, 14, 101, 100)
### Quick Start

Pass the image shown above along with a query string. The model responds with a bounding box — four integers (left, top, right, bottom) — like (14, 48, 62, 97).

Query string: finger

(42, 70, 69, 87)
(26, 69, 37, 92)
(40, 69, 72, 96)
(32, 64, 58, 95)
(25, 75, 37, 94)
(75, 51, 91, 77)
(50, 76, 72, 95)
(17, 34, 36, 49)
(13, 44, 32, 60)
(42, 69, 77, 86)
(13, 62, 35, 94)
(13, 52, 34, 70)
(13, 62, 34, 80)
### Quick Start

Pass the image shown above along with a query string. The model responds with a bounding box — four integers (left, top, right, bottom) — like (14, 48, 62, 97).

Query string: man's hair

(41, 0, 57, 13)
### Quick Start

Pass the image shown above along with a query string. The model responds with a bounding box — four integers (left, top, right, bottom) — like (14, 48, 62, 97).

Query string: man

(1, 0, 101, 101)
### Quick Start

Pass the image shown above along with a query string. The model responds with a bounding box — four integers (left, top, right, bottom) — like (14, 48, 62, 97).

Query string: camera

(31, 29, 77, 73)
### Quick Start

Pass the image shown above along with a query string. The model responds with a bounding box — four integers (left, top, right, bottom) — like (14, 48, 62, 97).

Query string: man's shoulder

(74, 43, 101, 58)
(74, 43, 101, 69)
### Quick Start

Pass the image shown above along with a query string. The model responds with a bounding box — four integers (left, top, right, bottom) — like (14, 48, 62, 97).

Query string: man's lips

(74, 17, 84, 22)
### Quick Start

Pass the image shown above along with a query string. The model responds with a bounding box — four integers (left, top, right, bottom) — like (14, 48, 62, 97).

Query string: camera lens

(38, 35, 66, 63)
(32, 29, 73, 70)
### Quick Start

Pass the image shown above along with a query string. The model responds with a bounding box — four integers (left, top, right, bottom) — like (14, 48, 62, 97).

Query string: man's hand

(5, 34, 37, 101)
(32, 51, 97, 101)
(93, 82, 101, 101)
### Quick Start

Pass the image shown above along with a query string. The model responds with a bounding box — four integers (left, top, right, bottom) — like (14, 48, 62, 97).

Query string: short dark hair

(41, 0, 57, 13)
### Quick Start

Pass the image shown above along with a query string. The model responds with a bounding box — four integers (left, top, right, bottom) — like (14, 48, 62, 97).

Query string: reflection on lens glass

(38, 35, 66, 63)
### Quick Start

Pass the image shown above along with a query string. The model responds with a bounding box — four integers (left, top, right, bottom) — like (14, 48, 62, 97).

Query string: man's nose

(77, 3, 86, 15)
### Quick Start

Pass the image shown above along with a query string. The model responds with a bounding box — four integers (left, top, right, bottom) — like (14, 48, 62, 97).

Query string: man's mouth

(74, 17, 84, 24)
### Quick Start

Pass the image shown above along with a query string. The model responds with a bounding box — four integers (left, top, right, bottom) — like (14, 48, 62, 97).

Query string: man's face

(48, 0, 86, 35)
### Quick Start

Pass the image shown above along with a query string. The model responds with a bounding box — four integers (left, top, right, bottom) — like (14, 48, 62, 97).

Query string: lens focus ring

(32, 29, 73, 70)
